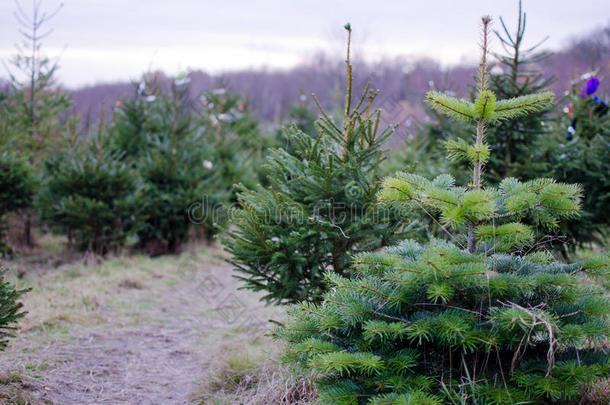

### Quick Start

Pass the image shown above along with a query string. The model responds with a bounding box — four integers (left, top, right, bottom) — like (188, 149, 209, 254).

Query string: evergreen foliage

(4, 1, 74, 248)
(109, 95, 152, 160)
(134, 124, 224, 253)
(543, 75, 610, 254)
(110, 75, 192, 162)
(222, 26, 410, 304)
(277, 18, 610, 404)
(275, 97, 318, 156)
(39, 135, 137, 255)
(0, 152, 36, 255)
(0, 268, 28, 350)
(111, 76, 229, 253)
(197, 86, 267, 196)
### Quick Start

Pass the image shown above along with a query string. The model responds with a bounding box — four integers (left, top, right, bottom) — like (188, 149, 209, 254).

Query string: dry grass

(199, 348, 316, 405)
(584, 377, 610, 404)
(0, 238, 299, 404)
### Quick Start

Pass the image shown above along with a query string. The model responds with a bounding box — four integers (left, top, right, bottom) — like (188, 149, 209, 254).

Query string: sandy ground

(0, 245, 281, 404)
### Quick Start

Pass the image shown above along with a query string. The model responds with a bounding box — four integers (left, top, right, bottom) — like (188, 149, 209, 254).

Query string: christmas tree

(111, 75, 229, 254)
(222, 25, 411, 304)
(277, 18, 609, 404)
(543, 74, 609, 255)
(4, 0, 74, 247)
(39, 132, 138, 255)
(5, 0, 72, 163)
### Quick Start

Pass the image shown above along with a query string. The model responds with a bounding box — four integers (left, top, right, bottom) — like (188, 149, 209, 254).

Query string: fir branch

(426, 92, 476, 122)
(492, 92, 553, 121)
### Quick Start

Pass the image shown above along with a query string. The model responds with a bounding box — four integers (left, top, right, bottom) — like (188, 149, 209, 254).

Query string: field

(0, 236, 315, 404)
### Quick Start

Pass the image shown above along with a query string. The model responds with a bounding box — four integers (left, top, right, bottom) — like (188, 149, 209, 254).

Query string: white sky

(0, 0, 608, 88)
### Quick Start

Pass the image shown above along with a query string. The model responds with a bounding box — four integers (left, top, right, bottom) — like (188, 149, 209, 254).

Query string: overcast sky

(0, 0, 608, 88)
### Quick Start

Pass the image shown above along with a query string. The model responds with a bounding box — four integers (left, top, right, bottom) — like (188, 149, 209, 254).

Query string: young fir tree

(111, 75, 228, 253)
(543, 75, 609, 255)
(276, 18, 610, 404)
(5, 1, 73, 247)
(5, 0, 72, 162)
(39, 133, 138, 255)
(222, 25, 410, 304)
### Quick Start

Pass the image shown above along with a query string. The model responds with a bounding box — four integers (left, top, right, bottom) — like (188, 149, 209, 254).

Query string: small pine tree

(0, 268, 29, 350)
(543, 75, 609, 255)
(222, 25, 410, 304)
(134, 128, 224, 253)
(5, 1, 72, 163)
(39, 134, 137, 255)
(0, 152, 36, 255)
(5, 1, 74, 247)
(277, 18, 610, 404)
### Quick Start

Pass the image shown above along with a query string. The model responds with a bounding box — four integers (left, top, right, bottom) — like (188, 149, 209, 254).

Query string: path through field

(0, 245, 281, 404)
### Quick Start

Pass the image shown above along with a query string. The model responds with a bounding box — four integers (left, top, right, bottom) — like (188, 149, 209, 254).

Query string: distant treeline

(17, 24, 610, 129)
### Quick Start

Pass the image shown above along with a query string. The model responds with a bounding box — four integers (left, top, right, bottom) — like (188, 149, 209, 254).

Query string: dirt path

(0, 246, 280, 404)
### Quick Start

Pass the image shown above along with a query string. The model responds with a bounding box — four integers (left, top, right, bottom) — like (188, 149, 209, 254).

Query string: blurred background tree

(3, 0, 74, 248)
(542, 75, 609, 256)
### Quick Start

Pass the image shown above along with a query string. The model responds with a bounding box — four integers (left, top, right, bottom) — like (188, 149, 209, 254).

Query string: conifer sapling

(277, 17, 609, 405)
(222, 25, 411, 304)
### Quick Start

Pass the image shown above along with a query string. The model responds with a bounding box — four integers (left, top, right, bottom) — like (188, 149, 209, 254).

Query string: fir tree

(38, 133, 138, 255)
(277, 18, 609, 405)
(5, 0, 74, 247)
(543, 74, 609, 255)
(222, 25, 410, 304)
(111, 75, 228, 253)
(5, 0, 72, 162)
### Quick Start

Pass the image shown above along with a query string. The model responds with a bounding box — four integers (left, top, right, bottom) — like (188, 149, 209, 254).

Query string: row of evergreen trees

(2, 75, 275, 257)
